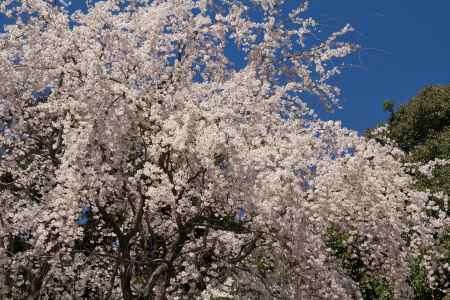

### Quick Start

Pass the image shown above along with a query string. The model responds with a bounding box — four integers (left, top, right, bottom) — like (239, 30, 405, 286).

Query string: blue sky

(1, 1, 449, 133)
(309, 1, 450, 132)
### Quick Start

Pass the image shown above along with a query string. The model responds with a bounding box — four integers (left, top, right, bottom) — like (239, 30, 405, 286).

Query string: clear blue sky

(309, 1, 450, 132)
(1, 1, 449, 133)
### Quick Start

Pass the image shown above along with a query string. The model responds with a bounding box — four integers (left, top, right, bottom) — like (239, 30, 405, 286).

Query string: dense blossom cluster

(0, 0, 448, 299)
(368, 120, 450, 298)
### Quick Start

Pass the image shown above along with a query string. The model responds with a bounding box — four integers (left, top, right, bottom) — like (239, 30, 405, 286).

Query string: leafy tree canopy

(386, 84, 450, 153)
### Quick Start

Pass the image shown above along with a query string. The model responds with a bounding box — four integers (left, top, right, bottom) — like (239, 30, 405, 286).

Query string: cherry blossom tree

(0, 0, 447, 299)
(367, 86, 450, 299)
